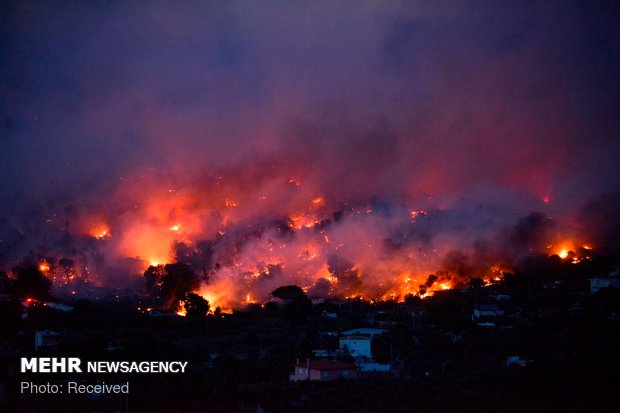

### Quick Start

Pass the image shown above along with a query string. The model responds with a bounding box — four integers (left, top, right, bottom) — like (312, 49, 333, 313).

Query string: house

(411, 306, 425, 329)
(321, 311, 338, 319)
(589, 278, 620, 294)
(339, 335, 371, 357)
(506, 355, 530, 368)
(472, 304, 504, 326)
(43, 302, 74, 312)
(358, 361, 391, 372)
(148, 309, 177, 317)
(35, 330, 61, 351)
(491, 294, 512, 302)
(341, 328, 386, 338)
(312, 349, 332, 358)
(290, 359, 358, 382)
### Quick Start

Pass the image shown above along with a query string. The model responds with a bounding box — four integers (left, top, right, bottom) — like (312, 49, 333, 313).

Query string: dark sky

(1, 1, 619, 216)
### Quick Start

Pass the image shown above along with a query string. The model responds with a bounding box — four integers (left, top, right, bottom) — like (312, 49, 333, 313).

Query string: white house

(341, 328, 386, 338)
(472, 304, 504, 326)
(339, 335, 371, 358)
(358, 361, 391, 372)
(35, 330, 61, 351)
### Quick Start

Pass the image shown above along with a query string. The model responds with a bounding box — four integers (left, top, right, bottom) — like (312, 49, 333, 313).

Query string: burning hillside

(0, 164, 612, 313)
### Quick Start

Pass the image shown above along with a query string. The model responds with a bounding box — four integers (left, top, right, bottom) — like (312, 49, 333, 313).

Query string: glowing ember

(224, 199, 239, 207)
(169, 224, 181, 232)
(410, 210, 427, 220)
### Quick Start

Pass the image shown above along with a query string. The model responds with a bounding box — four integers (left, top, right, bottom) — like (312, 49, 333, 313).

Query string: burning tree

(182, 293, 210, 318)
(144, 262, 200, 310)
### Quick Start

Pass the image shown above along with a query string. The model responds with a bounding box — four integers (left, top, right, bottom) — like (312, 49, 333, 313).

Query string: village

(1, 262, 619, 412)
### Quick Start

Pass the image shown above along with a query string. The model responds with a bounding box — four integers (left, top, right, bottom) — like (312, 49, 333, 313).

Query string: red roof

(295, 359, 356, 371)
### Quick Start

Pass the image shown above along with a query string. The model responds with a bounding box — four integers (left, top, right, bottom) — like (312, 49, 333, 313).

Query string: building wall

(310, 368, 357, 381)
(590, 278, 620, 294)
(291, 367, 358, 381)
(292, 366, 309, 381)
(339, 337, 371, 357)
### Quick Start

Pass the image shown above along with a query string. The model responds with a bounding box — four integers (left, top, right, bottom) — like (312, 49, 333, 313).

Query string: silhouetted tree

(468, 277, 484, 289)
(272, 285, 306, 300)
(144, 262, 199, 309)
(160, 262, 199, 309)
(144, 265, 165, 298)
(264, 301, 279, 315)
(58, 258, 74, 283)
(12, 265, 51, 299)
(272, 285, 312, 325)
(404, 293, 421, 305)
(183, 293, 209, 318)
(173, 240, 214, 281)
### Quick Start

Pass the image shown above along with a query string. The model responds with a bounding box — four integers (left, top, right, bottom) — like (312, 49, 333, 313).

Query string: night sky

(1, 2, 619, 296)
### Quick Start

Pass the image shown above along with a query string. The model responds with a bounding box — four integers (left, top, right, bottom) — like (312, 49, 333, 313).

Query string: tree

(272, 285, 306, 301)
(12, 265, 51, 299)
(183, 293, 209, 318)
(58, 258, 75, 283)
(144, 264, 165, 298)
(173, 240, 214, 281)
(271, 285, 312, 325)
(468, 277, 485, 289)
(404, 293, 421, 305)
(160, 262, 199, 309)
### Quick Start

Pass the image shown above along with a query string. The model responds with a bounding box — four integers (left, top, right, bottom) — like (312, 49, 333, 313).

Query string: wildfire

(90, 224, 111, 239)
(196, 284, 234, 314)
(245, 293, 257, 304)
(224, 199, 239, 207)
(439, 282, 451, 290)
(548, 241, 593, 264)
(38, 260, 50, 273)
(176, 301, 187, 317)
(27, 171, 599, 313)
(288, 214, 321, 229)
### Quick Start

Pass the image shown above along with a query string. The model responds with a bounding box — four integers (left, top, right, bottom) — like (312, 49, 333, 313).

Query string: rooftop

(295, 359, 357, 371)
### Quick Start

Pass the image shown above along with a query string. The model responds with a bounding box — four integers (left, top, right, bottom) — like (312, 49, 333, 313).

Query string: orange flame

(90, 224, 111, 239)
(38, 260, 50, 273)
